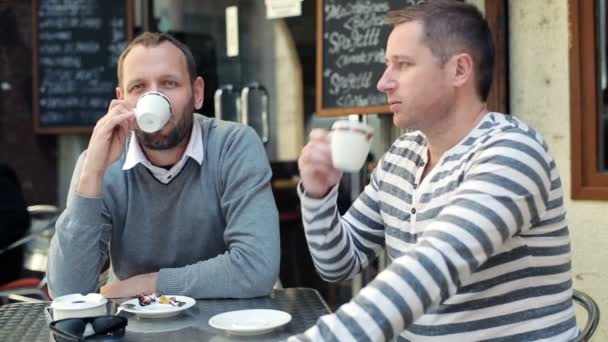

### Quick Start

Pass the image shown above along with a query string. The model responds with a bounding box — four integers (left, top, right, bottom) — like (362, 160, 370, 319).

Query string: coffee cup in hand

(135, 91, 171, 133)
(330, 120, 374, 172)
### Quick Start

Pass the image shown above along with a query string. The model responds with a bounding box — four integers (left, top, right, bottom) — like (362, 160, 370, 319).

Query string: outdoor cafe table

(0, 287, 331, 341)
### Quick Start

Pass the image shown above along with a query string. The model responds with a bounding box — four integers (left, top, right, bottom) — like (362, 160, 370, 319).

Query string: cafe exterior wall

(509, 1, 608, 338)
(0, 1, 57, 206)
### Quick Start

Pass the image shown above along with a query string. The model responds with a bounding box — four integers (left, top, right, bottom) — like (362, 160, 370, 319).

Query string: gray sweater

(48, 115, 280, 298)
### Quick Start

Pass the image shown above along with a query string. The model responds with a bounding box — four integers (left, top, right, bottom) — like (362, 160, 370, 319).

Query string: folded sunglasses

(49, 315, 127, 341)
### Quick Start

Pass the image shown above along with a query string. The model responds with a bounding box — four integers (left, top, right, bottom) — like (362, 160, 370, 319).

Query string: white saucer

(208, 309, 292, 336)
(126, 313, 196, 333)
(119, 295, 195, 319)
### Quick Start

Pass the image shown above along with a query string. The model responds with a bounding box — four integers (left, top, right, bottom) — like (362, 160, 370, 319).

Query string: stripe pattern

(290, 113, 577, 341)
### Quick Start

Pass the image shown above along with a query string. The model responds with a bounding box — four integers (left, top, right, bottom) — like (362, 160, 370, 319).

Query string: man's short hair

(387, 0, 495, 101)
(117, 32, 197, 88)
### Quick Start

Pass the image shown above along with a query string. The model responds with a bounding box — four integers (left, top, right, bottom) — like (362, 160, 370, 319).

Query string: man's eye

(385, 62, 406, 69)
(164, 80, 177, 87)
(397, 61, 413, 70)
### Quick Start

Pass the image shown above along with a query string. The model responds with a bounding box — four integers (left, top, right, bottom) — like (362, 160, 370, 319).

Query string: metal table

(0, 288, 330, 342)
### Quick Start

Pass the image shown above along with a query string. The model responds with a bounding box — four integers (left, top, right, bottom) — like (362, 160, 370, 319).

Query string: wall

(509, 1, 608, 339)
(274, 19, 304, 160)
(0, 1, 57, 206)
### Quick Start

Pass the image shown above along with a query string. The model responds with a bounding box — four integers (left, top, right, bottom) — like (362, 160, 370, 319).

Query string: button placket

(411, 150, 428, 234)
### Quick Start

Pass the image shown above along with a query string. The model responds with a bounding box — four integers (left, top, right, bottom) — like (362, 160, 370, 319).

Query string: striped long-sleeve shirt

(291, 113, 577, 341)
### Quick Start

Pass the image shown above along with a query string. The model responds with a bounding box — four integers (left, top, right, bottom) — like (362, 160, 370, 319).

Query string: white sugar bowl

(50, 293, 108, 320)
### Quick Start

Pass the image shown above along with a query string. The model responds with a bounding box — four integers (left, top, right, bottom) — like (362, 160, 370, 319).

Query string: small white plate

(119, 295, 195, 319)
(209, 309, 292, 336)
(126, 314, 196, 333)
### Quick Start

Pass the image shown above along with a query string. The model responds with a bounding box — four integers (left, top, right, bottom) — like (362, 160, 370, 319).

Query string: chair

(0, 205, 57, 305)
(0, 277, 50, 304)
(573, 289, 600, 342)
(22, 205, 58, 273)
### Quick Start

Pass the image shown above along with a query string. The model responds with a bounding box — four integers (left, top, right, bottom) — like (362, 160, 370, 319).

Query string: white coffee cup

(135, 91, 172, 133)
(331, 120, 374, 172)
(49, 293, 108, 321)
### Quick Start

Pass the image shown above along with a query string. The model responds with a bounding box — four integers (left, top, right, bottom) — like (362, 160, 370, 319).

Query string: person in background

(292, 0, 577, 340)
(0, 162, 30, 285)
(47, 32, 280, 299)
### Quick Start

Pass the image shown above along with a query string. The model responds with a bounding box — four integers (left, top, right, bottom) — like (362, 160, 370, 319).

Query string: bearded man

(48, 32, 280, 300)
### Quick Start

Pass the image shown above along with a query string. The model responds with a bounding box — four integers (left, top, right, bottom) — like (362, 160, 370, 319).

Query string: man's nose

(148, 84, 160, 93)
(377, 70, 396, 93)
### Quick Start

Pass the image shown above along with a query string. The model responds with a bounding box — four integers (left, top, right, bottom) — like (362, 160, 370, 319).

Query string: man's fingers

(90, 111, 133, 145)
(302, 142, 333, 166)
(106, 100, 133, 117)
(118, 113, 134, 135)
(309, 129, 331, 143)
(105, 110, 135, 130)
(299, 151, 338, 181)
(108, 99, 121, 110)
(109, 98, 132, 109)
(301, 164, 337, 180)
(116, 125, 129, 146)
(298, 130, 343, 196)
(127, 116, 137, 131)
(94, 102, 131, 132)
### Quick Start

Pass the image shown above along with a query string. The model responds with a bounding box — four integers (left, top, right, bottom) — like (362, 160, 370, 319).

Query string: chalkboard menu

(316, 0, 417, 116)
(32, 0, 133, 133)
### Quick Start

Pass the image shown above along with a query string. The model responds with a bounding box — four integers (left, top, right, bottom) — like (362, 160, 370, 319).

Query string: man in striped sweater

(292, 1, 577, 341)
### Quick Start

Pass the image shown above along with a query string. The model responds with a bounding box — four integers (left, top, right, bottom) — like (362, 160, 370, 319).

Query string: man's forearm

(298, 183, 385, 282)
(47, 195, 110, 297)
(100, 272, 158, 298)
(155, 243, 279, 298)
(76, 170, 105, 197)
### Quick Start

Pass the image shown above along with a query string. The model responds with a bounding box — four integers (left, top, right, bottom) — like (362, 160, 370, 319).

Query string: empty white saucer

(208, 309, 292, 336)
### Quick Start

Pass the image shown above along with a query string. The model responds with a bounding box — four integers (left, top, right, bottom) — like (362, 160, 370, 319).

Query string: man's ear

(451, 53, 474, 88)
(194, 77, 205, 110)
(116, 86, 123, 100)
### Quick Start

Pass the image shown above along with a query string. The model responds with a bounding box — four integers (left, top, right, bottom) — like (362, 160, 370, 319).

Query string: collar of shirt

(122, 118, 204, 184)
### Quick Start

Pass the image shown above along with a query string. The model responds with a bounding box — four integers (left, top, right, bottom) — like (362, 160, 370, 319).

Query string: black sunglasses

(49, 315, 128, 341)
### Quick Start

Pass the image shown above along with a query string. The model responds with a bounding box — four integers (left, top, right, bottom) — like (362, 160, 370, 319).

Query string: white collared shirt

(122, 119, 203, 184)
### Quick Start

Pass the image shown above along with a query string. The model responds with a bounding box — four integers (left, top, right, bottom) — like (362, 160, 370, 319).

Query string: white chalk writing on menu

(321, 0, 418, 110)
(37, 0, 127, 127)
(322, 0, 390, 109)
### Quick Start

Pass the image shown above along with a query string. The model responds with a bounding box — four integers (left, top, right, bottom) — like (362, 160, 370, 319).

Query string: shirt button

(418, 161, 425, 167)
(411, 208, 416, 214)
(413, 184, 417, 189)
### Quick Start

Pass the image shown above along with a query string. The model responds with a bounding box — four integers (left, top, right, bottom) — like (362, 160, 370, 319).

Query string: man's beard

(135, 100, 193, 150)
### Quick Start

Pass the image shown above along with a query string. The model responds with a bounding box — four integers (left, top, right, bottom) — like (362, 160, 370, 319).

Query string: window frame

(484, 0, 509, 114)
(569, 0, 608, 199)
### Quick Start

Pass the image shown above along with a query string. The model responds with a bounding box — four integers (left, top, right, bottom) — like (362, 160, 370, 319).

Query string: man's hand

(100, 272, 158, 298)
(78, 100, 135, 197)
(298, 129, 343, 198)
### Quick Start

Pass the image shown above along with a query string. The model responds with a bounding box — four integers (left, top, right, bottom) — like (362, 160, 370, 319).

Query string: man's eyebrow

(125, 78, 144, 88)
(158, 74, 180, 79)
(386, 55, 413, 63)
